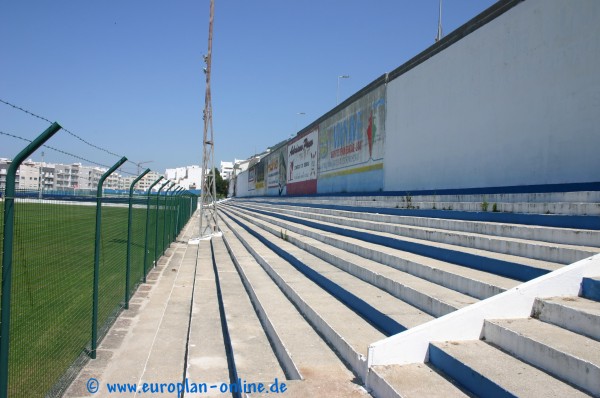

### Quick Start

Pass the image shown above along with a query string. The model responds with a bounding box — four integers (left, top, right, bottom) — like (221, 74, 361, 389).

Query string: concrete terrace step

(483, 318, 600, 395)
(210, 237, 285, 382)
(256, 190, 600, 204)
(186, 240, 230, 386)
(222, 204, 519, 300)
(533, 296, 600, 341)
(237, 202, 599, 264)
(429, 340, 589, 398)
(230, 202, 564, 282)
(237, 201, 600, 247)
(221, 208, 436, 334)
(243, 196, 600, 216)
(222, 204, 477, 318)
(218, 220, 371, 396)
(368, 364, 471, 398)
(219, 210, 385, 380)
(239, 198, 600, 230)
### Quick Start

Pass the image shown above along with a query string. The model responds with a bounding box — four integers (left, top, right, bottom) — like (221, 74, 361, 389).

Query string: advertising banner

(287, 128, 318, 195)
(266, 146, 288, 195)
(267, 156, 279, 189)
(256, 158, 265, 190)
(248, 166, 256, 191)
(318, 85, 386, 192)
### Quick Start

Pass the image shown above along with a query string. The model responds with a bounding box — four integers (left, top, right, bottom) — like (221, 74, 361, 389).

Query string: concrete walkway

(66, 214, 205, 397)
(64, 211, 370, 398)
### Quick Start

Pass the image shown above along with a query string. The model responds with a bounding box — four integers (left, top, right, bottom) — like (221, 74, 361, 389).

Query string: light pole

(435, 0, 443, 42)
(296, 112, 306, 132)
(337, 75, 350, 105)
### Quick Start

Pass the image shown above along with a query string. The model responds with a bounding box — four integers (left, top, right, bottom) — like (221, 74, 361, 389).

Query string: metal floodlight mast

(195, 0, 220, 240)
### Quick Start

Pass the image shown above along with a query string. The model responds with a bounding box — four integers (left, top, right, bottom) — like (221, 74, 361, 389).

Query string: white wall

(384, 0, 600, 191)
(236, 169, 249, 197)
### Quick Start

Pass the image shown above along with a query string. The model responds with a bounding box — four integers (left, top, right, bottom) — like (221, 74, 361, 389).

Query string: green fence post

(180, 192, 187, 234)
(180, 190, 187, 230)
(125, 168, 150, 310)
(91, 156, 127, 360)
(162, 183, 175, 255)
(0, 122, 62, 398)
(164, 186, 175, 246)
(143, 176, 163, 283)
(171, 187, 181, 240)
(174, 188, 183, 238)
(154, 180, 170, 268)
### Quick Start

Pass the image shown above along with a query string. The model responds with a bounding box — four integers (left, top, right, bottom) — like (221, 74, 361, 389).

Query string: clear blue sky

(1, 0, 496, 176)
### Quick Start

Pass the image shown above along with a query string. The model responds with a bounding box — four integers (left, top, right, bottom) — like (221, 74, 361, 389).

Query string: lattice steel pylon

(190, 0, 220, 243)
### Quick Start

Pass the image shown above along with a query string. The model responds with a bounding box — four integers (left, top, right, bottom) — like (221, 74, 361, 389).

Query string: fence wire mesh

(0, 189, 196, 397)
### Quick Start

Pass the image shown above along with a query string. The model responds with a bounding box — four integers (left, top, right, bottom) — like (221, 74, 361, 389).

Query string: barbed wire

(0, 130, 140, 175)
(0, 98, 141, 170)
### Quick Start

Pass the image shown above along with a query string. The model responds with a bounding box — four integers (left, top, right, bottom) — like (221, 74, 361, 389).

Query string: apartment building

(0, 158, 166, 193)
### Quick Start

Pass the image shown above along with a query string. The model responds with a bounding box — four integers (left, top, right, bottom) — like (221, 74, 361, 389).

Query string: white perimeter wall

(235, 169, 250, 197)
(384, 0, 600, 191)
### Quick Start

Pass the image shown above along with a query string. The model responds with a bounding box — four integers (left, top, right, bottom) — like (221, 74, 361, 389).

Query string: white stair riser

(483, 321, 600, 396)
(250, 191, 600, 204)
(532, 299, 600, 341)
(243, 198, 600, 216)
(220, 212, 368, 381)
(241, 203, 595, 264)
(241, 203, 600, 248)
(226, 205, 504, 300)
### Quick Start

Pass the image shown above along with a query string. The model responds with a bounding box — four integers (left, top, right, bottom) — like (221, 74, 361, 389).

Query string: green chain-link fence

(1, 188, 197, 397)
(0, 126, 198, 397)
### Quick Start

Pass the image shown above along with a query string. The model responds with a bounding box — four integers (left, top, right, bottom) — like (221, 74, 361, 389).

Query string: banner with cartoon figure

(318, 84, 385, 193)
(266, 145, 288, 196)
(287, 128, 318, 195)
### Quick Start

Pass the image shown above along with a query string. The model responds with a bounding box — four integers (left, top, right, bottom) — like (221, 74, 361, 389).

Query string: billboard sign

(248, 166, 256, 191)
(287, 128, 318, 195)
(318, 85, 386, 192)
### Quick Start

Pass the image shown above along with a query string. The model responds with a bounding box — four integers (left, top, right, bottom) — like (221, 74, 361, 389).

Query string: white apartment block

(164, 165, 204, 190)
(0, 158, 165, 193)
(220, 161, 234, 180)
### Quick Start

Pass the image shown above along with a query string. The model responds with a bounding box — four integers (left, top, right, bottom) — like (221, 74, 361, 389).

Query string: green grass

(0, 197, 188, 397)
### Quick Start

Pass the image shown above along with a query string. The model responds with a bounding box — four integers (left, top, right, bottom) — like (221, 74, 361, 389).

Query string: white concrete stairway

(222, 203, 522, 300)
(367, 274, 600, 397)
(219, 208, 423, 381)
(239, 191, 600, 231)
(218, 200, 532, 383)
(422, 277, 600, 397)
(233, 201, 599, 264)
(241, 191, 600, 215)
(220, 192, 600, 396)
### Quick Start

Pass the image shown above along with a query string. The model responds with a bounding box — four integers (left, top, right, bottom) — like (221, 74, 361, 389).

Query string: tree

(209, 168, 229, 198)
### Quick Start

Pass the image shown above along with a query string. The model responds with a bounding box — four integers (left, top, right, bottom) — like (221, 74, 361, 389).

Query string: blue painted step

(428, 341, 587, 397)
(581, 277, 600, 301)
(249, 200, 600, 230)
(224, 210, 406, 336)
(428, 343, 516, 398)
(240, 205, 549, 282)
